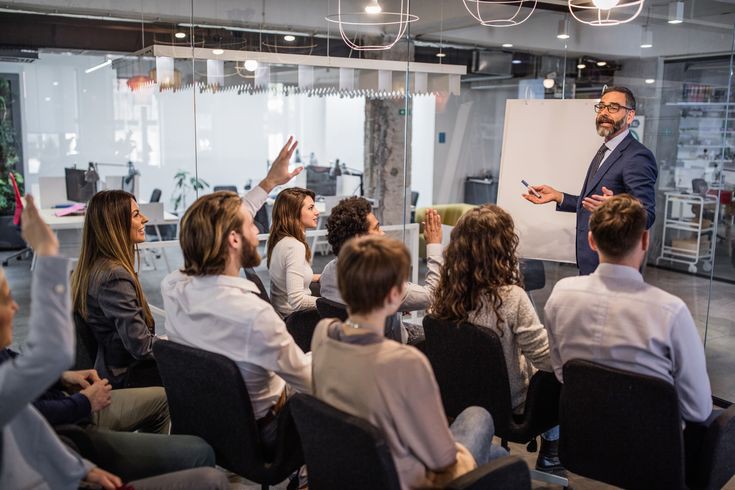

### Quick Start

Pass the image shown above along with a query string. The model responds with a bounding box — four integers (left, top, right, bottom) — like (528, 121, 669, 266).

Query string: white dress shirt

(544, 263, 712, 423)
(598, 128, 629, 169)
(268, 237, 316, 317)
(162, 271, 312, 419)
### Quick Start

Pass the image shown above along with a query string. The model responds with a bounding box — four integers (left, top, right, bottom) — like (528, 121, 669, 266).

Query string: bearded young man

(161, 138, 312, 450)
(522, 86, 658, 275)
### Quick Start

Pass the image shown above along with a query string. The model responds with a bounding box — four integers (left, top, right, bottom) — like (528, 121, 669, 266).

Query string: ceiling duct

(0, 47, 38, 63)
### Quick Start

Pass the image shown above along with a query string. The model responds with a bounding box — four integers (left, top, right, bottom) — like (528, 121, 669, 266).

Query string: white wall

(0, 53, 365, 212)
(411, 95, 435, 208)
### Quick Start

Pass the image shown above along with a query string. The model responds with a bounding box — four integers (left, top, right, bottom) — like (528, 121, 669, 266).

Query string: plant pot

(0, 215, 26, 250)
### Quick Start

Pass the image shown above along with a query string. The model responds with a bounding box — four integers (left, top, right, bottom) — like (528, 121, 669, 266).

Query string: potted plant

(171, 169, 209, 215)
(0, 78, 26, 249)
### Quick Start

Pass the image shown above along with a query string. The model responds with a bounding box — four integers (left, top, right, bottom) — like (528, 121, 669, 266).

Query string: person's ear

(385, 284, 403, 310)
(588, 231, 598, 252)
(641, 229, 649, 252)
(627, 109, 635, 125)
(227, 229, 241, 250)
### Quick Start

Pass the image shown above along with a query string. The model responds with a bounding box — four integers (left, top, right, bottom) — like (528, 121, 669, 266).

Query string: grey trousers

(127, 467, 229, 489)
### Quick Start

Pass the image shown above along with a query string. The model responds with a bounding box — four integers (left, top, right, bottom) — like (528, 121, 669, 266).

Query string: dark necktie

(591, 143, 609, 173)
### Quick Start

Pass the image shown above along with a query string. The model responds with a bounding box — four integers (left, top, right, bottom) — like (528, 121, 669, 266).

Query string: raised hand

(522, 184, 563, 205)
(423, 208, 442, 245)
(260, 136, 302, 193)
(20, 195, 59, 256)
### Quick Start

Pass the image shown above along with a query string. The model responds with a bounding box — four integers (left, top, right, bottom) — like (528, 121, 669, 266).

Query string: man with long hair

(162, 137, 311, 450)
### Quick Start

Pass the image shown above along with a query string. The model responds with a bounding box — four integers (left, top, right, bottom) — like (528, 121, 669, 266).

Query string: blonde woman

(71, 190, 160, 389)
(266, 187, 320, 318)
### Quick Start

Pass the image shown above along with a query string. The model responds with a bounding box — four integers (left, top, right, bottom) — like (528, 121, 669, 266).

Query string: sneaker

(535, 437, 568, 477)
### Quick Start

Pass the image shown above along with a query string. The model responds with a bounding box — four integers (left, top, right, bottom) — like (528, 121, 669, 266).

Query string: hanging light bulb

(668, 1, 684, 23)
(592, 0, 620, 10)
(244, 59, 259, 72)
(364, 0, 382, 14)
(557, 19, 570, 40)
(640, 29, 653, 48)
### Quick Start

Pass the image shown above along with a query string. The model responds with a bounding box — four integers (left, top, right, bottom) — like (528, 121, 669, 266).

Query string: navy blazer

(557, 133, 658, 275)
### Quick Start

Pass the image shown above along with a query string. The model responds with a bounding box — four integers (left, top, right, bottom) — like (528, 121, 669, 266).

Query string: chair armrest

(445, 456, 531, 490)
(694, 405, 735, 490)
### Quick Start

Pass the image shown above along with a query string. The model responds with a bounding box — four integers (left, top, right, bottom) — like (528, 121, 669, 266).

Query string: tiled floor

(5, 249, 735, 488)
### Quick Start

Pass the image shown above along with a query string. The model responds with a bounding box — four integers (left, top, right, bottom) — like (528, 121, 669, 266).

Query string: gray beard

(596, 117, 626, 138)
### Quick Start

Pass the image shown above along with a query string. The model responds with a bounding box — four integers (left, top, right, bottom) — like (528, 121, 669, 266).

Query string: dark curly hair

(326, 197, 373, 255)
(430, 205, 523, 334)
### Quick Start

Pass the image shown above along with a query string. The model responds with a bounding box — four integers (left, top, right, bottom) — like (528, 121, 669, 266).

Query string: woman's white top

(269, 236, 317, 317)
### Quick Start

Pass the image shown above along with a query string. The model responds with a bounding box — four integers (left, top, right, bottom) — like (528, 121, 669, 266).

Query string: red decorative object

(127, 75, 153, 92)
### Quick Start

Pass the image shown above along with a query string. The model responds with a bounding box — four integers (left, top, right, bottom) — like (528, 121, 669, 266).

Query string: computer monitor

(65, 168, 96, 203)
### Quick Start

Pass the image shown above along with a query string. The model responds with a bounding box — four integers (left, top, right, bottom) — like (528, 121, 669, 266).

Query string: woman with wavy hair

(266, 187, 320, 318)
(430, 204, 562, 475)
(71, 190, 160, 389)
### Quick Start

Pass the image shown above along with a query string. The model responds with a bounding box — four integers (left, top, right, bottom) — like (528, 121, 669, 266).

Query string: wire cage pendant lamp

(325, 0, 419, 51)
(568, 0, 645, 26)
(461, 0, 538, 27)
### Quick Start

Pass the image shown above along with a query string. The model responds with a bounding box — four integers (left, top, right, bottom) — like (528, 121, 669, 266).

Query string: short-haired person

(321, 196, 443, 342)
(0, 195, 228, 490)
(311, 236, 507, 489)
(72, 189, 161, 388)
(430, 204, 561, 474)
(162, 138, 311, 450)
(267, 187, 321, 318)
(545, 195, 713, 424)
(523, 86, 658, 275)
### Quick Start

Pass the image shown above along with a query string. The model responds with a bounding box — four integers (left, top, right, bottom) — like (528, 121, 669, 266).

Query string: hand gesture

(61, 369, 101, 391)
(80, 378, 112, 413)
(423, 209, 442, 245)
(582, 186, 614, 212)
(522, 184, 563, 205)
(84, 467, 122, 490)
(260, 136, 301, 193)
(21, 195, 59, 256)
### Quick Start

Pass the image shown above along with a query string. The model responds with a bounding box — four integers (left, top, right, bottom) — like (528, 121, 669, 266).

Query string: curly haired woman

(430, 204, 562, 475)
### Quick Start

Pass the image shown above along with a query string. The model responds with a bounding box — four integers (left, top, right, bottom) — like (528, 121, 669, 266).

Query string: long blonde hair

(71, 190, 154, 329)
(430, 205, 522, 333)
(266, 187, 315, 267)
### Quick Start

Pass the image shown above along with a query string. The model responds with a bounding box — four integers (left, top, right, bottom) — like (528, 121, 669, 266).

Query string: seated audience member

(0, 195, 228, 490)
(71, 189, 162, 388)
(430, 204, 561, 474)
(545, 194, 713, 425)
(321, 197, 443, 342)
(311, 235, 508, 490)
(267, 187, 321, 317)
(162, 140, 310, 451)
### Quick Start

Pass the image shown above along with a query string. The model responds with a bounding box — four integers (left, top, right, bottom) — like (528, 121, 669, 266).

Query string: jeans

(83, 429, 216, 482)
(449, 406, 509, 466)
(542, 425, 560, 441)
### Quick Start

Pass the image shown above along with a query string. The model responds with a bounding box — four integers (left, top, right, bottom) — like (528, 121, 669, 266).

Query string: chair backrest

(73, 312, 98, 370)
(153, 339, 297, 482)
(422, 315, 514, 433)
(316, 297, 348, 321)
(213, 185, 239, 193)
(243, 268, 270, 304)
(149, 188, 162, 203)
(285, 308, 322, 353)
(411, 190, 419, 206)
(692, 178, 708, 195)
(254, 205, 270, 234)
(290, 394, 401, 490)
(520, 259, 545, 292)
(559, 359, 686, 490)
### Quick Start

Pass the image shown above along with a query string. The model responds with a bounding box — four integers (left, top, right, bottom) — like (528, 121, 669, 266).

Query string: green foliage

(171, 170, 209, 214)
(0, 78, 23, 216)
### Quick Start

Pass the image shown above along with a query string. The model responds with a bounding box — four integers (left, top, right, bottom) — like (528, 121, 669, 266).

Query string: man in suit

(523, 86, 658, 275)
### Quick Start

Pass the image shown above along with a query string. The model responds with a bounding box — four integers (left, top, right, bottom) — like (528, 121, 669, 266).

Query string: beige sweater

(467, 285, 551, 412)
(311, 319, 476, 489)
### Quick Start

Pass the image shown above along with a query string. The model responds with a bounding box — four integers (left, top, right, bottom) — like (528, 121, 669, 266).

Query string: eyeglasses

(594, 102, 633, 114)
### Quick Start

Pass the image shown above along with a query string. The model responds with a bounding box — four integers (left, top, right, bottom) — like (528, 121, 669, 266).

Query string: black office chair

(73, 312, 98, 370)
(244, 268, 270, 304)
(213, 185, 239, 193)
(315, 297, 348, 321)
(254, 204, 270, 234)
(560, 359, 735, 490)
(290, 393, 531, 490)
(153, 340, 303, 488)
(422, 315, 565, 485)
(149, 188, 162, 203)
(284, 308, 322, 353)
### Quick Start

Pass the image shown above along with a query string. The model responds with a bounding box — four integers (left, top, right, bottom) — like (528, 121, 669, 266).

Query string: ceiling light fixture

(668, 1, 684, 24)
(85, 59, 112, 74)
(175, 32, 186, 39)
(543, 78, 555, 89)
(640, 29, 653, 48)
(577, 63, 586, 69)
(364, 0, 382, 14)
(436, 52, 446, 58)
(596, 60, 607, 67)
(461, 0, 537, 27)
(568, 0, 643, 26)
(212, 48, 224, 55)
(502, 43, 513, 48)
(557, 18, 571, 39)
(244, 59, 259, 72)
(284, 34, 296, 42)
(511, 59, 522, 65)
(326, 0, 419, 51)
(645, 78, 655, 84)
